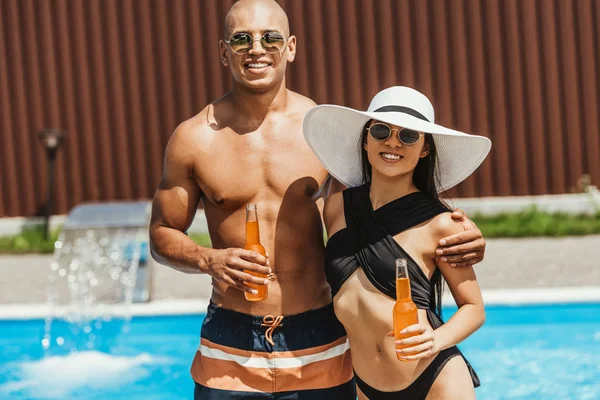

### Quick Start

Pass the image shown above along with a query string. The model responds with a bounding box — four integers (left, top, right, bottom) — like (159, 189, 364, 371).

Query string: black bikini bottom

(355, 346, 464, 400)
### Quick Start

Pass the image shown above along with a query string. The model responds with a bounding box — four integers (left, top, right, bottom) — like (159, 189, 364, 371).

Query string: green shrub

(0, 225, 60, 254)
(471, 208, 600, 238)
(0, 226, 212, 255)
(1, 210, 599, 254)
(188, 233, 212, 247)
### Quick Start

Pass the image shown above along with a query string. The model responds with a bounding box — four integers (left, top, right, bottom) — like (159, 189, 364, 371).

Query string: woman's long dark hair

(360, 121, 447, 318)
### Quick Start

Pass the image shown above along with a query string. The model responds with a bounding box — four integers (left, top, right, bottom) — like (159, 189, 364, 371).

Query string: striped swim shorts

(191, 301, 356, 399)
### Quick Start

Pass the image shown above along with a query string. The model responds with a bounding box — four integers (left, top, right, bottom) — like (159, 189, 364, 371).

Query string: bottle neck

(395, 259, 412, 300)
(246, 206, 260, 244)
(396, 277, 412, 301)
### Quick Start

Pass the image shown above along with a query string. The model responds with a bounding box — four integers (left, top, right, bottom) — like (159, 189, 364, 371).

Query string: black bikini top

(325, 184, 449, 307)
(324, 183, 480, 387)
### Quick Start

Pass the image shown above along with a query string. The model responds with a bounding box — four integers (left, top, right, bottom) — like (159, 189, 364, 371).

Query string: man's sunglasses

(224, 32, 287, 54)
(366, 123, 423, 145)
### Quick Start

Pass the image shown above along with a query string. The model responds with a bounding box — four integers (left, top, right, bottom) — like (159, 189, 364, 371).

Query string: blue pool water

(1, 303, 599, 400)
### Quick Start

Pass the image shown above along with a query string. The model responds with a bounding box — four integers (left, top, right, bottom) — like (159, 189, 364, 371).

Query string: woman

(303, 86, 491, 399)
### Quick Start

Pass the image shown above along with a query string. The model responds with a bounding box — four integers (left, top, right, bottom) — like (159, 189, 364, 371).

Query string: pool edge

(0, 298, 210, 320)
(1, 286, 600, 320)
(445, 286, 600, 306)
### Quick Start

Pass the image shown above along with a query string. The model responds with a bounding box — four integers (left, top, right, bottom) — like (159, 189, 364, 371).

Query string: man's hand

(436, 208, 486, 267)
(204, 248, 271, 294)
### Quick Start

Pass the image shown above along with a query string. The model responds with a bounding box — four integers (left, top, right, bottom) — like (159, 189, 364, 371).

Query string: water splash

(0, 351, 166, 399)
(43, 228, 145, 353)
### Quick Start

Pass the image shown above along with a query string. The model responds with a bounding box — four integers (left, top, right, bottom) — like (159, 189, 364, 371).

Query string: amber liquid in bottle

(244, 204, 268, 302)
(393, 258, 419, 361)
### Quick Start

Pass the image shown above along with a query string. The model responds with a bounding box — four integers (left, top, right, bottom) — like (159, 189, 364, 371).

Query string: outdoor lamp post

(37, 129, 66, 240)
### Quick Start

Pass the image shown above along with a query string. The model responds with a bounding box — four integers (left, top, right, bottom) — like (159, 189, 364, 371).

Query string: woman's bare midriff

(334, 269, 437, 392)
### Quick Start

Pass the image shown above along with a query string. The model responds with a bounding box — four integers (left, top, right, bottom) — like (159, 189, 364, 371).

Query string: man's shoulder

(172, 104, 219, 139)
(165, 108, 215, 157)
(287, 90, 317, 112)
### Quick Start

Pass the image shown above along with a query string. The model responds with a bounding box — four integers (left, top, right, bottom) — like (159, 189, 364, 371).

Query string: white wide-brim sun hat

(303, 86, 492, 192)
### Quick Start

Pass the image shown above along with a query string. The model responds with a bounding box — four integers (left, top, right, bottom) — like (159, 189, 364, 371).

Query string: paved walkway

(1, 235, 599, 304)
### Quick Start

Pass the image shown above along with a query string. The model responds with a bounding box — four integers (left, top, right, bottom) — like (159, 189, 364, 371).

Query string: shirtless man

(149, 1, 486, 399)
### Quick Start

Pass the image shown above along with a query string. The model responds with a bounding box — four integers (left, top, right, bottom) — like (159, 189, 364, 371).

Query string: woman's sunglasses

(224, 32, 287, 54)
(366, 123, 423, 145)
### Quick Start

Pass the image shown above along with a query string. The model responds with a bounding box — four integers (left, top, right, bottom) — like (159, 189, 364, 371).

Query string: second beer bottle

(393, 258, 419, 361)
(244, 203, 268, 301)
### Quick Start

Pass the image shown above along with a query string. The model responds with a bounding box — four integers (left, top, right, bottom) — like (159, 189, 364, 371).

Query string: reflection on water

(469, 346, 600, 400)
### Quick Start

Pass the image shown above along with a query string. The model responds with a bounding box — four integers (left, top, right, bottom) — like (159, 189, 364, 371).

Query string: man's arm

(149, 125, 207, 273)
(149, 125, 270, 294)
(436, 209, 486, 267)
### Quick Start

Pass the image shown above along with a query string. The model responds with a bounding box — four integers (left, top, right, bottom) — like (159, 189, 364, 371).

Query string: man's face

(220, 5, 296, 91)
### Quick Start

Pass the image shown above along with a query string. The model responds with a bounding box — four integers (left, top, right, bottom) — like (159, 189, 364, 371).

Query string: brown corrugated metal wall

(1, 0, 599, 217)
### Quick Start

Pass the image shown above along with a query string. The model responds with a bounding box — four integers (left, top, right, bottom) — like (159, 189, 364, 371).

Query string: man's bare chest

(193, 136, 328, 209)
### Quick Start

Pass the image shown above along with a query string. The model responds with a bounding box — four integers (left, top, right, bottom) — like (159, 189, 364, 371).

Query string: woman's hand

(395, 324, 438, 361)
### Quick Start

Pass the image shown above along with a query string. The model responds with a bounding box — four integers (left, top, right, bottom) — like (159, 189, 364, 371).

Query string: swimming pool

(1, 302, 599, 400)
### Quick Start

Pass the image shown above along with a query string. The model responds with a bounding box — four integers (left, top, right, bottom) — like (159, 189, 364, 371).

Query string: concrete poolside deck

(1, 235, 599, 305)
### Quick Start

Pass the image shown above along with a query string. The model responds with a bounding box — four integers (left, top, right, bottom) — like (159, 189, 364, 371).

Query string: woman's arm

(396, 213, 485, 360)
(323, 191, 346, 238)
(432, 213, 485, 350)
(436, 209, 486, 267)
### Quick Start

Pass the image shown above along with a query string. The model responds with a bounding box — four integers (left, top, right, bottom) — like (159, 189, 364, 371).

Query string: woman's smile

(379, 152, 403, 163)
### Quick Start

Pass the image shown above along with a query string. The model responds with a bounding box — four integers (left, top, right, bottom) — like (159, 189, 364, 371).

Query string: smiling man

(149, 0, 486, 399)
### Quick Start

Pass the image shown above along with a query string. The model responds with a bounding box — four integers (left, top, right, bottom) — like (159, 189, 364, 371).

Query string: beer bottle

(393, 258, 419, 361)
(244, 203, 268, 301)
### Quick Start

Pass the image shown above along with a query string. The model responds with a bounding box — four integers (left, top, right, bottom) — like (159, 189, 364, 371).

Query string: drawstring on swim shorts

(261, 315, 283, 346)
